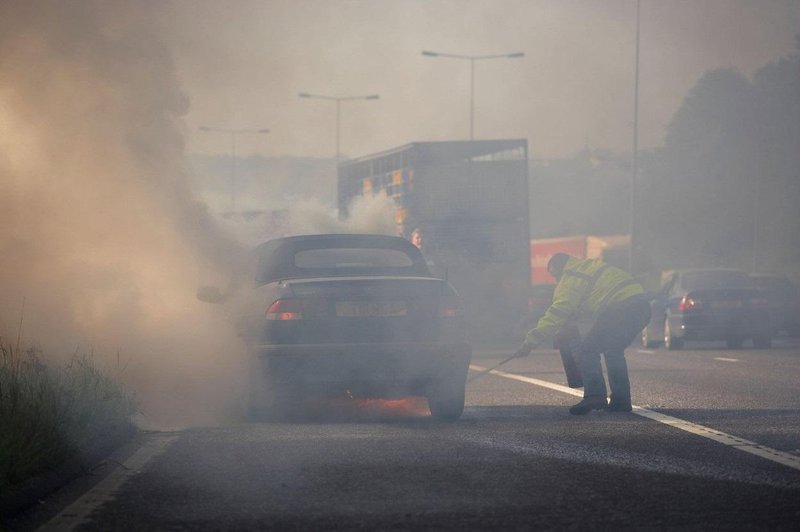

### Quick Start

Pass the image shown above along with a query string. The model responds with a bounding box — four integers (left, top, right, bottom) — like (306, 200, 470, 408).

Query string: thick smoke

(0, 1, 247, 428)
(0, 2, 398, 428)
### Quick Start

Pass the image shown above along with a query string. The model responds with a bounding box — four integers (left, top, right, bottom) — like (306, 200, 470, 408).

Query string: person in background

(410, 227, 424, 252)
(513, 253, 651, 415)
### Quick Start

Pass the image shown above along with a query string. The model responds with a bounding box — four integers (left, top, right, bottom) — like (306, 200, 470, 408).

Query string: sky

(171, 0, 800, 161)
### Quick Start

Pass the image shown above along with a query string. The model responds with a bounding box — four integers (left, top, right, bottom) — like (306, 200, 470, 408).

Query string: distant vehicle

(338, 140, 531, 344)
(197, 234, 472, 421)
(750, 274, 800, 337)
(530, 234, 630, 285)
(641, 268, 772, 350)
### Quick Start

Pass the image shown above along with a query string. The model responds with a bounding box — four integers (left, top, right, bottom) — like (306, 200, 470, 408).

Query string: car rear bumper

(253, 341, 472, 395)
(669, 314, 771, 340)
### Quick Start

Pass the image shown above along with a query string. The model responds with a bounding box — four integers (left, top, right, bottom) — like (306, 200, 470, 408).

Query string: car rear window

(295, 248, 414, 269)
(683, 271, 753, 291)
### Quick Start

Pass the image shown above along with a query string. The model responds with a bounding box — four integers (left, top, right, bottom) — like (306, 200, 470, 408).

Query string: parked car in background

(750, 274, 800, 337)
(641, 268, 772, 350)
(198, 234, 472, 421)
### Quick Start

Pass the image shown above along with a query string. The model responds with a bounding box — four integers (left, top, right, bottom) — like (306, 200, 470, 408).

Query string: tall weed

(0, 343, 137, 493)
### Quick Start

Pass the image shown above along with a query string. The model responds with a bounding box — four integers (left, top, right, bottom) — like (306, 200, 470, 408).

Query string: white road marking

(714, 357, 739, 362)
(469, 364, 800, 472)
(637, 349, 656, 354)
(38, 433, 179, 532)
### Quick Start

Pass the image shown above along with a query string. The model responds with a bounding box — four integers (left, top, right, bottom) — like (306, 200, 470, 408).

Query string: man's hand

(513, 345, 532, 358)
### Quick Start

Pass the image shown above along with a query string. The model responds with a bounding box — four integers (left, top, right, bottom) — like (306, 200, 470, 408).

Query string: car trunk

(263, 277, 463, 344)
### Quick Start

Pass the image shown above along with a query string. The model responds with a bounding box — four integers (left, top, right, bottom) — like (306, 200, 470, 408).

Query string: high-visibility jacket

(523, 257, 644, 350)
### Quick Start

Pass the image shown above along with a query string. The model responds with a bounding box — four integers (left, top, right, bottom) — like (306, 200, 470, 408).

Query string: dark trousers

(577, 294, 651, 399)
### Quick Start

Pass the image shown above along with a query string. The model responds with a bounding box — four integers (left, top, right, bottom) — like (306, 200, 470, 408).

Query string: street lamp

(629, 0, 641, 274)
(198, 126, 269, 212)
(422, 50, 525, 140)
(297, 92, 380, 160)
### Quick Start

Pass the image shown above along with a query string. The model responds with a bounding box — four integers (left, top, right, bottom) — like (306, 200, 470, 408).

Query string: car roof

(252, 233, 431, 284)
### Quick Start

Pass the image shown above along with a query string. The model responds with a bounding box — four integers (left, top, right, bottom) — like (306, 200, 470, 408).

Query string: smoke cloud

(0, 1, 398, 429)
(0, 1, 253, 428)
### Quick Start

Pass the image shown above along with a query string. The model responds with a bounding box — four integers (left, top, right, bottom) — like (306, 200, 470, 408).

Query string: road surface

(10, 338, 800, 531)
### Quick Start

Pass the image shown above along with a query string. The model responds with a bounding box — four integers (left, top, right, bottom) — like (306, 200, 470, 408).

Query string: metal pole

(336, 98, 341, 160)
(230, 131, 237, 212)
(470, 58, 475, 140)
(752, 186, 759, 272)
(629, 0, 641, 274)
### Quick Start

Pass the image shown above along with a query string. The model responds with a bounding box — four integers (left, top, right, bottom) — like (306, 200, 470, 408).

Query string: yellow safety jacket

(523, 257, 644, 349)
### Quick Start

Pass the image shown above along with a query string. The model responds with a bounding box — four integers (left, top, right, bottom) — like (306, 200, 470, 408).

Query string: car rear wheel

(664, 319, 683, 350)
(427, 381, 465, 421)
(641, 326, 659, 348)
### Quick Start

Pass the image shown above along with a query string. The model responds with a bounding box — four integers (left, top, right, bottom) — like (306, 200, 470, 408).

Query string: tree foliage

(640, 39, 800, 278)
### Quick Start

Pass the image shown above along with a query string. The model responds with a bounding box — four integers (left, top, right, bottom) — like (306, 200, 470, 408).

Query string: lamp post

(629, 0, 641, 274)
(422, 50, 524, 140)
(298, 92, 379, 160)
(198, 126, 269, 212)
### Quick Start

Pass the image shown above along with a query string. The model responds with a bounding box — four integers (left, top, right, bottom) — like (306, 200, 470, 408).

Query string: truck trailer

(338, 140, 531, 343)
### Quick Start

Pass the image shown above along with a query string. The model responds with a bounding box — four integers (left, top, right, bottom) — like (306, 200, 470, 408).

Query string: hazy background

(1, 0, 798, 427)
(174, 0, 800, 160)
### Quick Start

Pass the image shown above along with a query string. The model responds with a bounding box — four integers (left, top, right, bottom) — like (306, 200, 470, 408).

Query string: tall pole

(752, 185, 759, 272)
(230, 132, 236, 211)
(336, 99, 342, 160)
(422, 50, 524, 141)
(629, 0, 641, 274)
(470, 58, 475, 140)
(298, 92, 379, 160)
(198, 126, 269, 213)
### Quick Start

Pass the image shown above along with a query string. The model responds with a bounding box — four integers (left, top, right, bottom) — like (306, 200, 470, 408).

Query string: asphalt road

(11, 338, 800, 531)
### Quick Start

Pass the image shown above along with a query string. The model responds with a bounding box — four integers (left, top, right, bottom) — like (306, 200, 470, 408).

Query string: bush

(0, 343, 137, 494)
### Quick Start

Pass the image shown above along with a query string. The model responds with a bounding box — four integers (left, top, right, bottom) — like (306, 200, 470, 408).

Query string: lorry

(530, 234, 630, 285)
(338, 140, 531, 343)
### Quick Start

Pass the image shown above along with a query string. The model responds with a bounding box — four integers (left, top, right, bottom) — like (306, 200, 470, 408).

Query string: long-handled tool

(467, 352, 520, 382)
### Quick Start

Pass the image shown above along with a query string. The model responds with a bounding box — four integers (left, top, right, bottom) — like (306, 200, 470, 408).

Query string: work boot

(606, 396, 633, 412)
(569, 395, 608, 415)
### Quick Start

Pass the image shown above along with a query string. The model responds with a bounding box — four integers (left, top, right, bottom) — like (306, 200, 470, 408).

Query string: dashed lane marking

(469, 364, 800, 473)
(38, 433, 179, 532)
(714, 357, 739, 362)
(637, 349, 656, 354)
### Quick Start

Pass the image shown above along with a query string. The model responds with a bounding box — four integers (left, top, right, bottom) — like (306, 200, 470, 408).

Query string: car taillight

(678, 295, 702, 312)
(438, 296, 462, 317)
(266, 299, 305, 320)
(749, 297, 769, 310)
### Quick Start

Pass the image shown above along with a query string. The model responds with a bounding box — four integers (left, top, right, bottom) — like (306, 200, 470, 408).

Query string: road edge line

(469, 364, 800, 472)
(38, 433, 179, 532)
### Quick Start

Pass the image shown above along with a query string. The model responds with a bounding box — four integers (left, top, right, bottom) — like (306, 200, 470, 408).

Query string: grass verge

(0, 343, 137, 500)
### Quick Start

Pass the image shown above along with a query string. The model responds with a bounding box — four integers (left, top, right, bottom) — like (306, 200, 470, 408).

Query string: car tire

(752, 333, 772, 349)
(664, 319, 683, 351)
(427, 381, 465, 421)
(641, 326, 659, 348)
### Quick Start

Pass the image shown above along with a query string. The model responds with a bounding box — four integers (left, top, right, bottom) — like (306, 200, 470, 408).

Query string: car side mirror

(197, 285, 226, 304)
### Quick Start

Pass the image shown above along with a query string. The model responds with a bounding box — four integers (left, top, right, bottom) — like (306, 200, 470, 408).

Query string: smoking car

(641, 268, 772, 350)
(198, 234, 472, 420)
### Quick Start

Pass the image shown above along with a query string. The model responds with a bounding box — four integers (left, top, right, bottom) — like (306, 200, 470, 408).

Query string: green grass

(0, 343, 137, 495)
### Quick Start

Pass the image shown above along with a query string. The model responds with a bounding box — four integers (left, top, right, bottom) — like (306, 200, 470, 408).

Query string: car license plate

(336, 301, 407, 317)
(712, 300, 743, 309)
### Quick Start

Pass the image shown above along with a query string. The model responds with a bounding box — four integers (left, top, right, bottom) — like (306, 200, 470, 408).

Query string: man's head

(410, 227, 424, 250)
(547, 253, 571, 281)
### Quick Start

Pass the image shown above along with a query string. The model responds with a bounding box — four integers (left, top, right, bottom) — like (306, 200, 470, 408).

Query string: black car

(641, 268, 772, 350)
(198, 234, 472, 420)
(750, 274, 800, 337)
